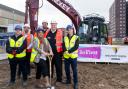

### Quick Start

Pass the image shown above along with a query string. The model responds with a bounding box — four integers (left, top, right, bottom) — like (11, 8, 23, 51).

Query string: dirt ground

(0, 60, 128, 89)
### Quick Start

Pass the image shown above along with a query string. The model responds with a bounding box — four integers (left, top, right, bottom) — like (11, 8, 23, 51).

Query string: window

(123, 4, 125, 6)
(79, 23, 88, 44)
(123, 11, 125, 13)
(123, 21, 125, 23)
(123, 0, 125, 2)
(120, 11, 122, 13)
(120, 14, 123, 16)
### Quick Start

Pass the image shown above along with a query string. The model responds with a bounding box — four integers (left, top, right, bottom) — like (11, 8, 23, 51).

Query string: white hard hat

(51, 20, 57, 24)
(42, 20, 48, 23)
(24, 23, 30, 28)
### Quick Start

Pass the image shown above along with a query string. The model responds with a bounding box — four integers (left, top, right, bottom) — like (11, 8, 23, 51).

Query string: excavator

(24, 0, 108, 44)
(79, 14, 108, 44)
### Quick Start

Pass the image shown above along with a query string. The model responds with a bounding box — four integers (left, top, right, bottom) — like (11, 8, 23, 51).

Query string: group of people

(6, 20, 79, 89)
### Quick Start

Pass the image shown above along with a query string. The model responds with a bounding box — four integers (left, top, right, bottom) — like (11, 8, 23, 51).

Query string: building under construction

(0, 4, 25, 33)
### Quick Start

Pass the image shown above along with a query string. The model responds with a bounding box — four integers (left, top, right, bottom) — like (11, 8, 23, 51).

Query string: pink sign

(78, 47, 101, 59)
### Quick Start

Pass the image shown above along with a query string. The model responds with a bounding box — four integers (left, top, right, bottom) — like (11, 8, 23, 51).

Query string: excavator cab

(79, 14, 108, 44)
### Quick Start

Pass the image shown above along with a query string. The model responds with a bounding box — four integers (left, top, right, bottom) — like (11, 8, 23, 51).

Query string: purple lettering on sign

(78, 47, 101, 59)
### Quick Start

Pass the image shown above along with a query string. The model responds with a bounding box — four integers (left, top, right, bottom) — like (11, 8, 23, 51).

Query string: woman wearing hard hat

(63, 25, 79, 89)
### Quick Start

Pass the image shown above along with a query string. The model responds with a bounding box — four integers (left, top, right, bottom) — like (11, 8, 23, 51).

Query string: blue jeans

(64, 58, 78, 84)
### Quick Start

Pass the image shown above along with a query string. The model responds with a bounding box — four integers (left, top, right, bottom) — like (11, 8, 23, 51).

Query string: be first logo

(112, 47, 119, 54)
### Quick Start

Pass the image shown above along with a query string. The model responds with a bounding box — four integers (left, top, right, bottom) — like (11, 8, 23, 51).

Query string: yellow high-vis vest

(30, 37, 39, 63)
(63, 35, 78, 59)
(7, 36, 26, 59)
(30, 37, 48, 63)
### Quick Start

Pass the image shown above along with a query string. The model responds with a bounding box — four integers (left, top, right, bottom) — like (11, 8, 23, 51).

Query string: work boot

(7, 81, 15, 86)
(62, 80, 71, 84)
(35, 79, 44, 88)
(22, 80, 28, 87)
(74, 83, 78, 89)
(45, 76, 50, 87)
(28, 74, 33, 79)
(55, 81, 62, 87)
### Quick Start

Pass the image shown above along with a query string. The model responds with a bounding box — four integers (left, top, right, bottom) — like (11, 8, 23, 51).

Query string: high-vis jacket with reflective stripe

(63, 35, 78, 59)
(30, 37, 40, 62)
(44, 29, 63, 53)
(7, 37, 26, 59)
(30, 37, 48, 62)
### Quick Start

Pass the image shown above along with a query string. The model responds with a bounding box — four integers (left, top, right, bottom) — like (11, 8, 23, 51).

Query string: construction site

(1, 0, 128, 89)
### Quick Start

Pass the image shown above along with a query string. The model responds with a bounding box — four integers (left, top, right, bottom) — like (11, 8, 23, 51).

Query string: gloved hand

(12, 50, 16, 56)
(65, 51, 69, 54)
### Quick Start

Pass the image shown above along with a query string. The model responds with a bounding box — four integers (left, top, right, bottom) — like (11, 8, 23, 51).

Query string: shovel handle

(48, 55, 53, 61)
(47, 55, 53, 87)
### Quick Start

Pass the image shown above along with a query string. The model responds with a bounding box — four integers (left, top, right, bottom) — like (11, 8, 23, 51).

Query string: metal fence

(0, 39, 6, 54)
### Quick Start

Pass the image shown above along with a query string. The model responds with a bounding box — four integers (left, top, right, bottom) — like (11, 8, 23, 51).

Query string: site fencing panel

(0, 39, 6, 53)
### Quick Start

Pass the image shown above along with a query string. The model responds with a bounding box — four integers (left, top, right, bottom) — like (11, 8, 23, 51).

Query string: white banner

(78, 44, 128, 63)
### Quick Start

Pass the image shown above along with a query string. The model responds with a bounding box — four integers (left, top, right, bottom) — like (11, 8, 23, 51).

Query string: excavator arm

(47, 0, 81, 32)
(25, 0, 81, 34)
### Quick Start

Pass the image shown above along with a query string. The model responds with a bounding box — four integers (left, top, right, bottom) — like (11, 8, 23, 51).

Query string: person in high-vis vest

(6, 25, 28, 87)
(31, 27, 53, 88)
(63, 25, 79, 89)
(17, 24, 33, 78)
(45, 21, 63, 86)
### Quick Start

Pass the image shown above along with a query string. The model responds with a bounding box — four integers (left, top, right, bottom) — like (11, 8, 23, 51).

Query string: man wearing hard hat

(45, 20, 63, 86)
(17, 24, 33, 78)
(42, 20, 49, 32)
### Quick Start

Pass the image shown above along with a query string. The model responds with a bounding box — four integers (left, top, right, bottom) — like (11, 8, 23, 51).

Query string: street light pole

(13, 11, 15, 32)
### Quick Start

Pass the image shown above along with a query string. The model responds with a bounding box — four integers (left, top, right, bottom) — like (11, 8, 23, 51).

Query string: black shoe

(55, 81, 62, 86)
(62, 80, 71, 84)
(7, 81, 15, 86)
(22, 81, 27, 87)
(74, 83, 78, 89)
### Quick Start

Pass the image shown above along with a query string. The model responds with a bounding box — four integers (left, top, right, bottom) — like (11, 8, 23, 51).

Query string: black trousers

(18, 52, 31, 76)
(9, 58, 27, 82)
(36, 59, 49, 79)
(51, 53, 62, 82)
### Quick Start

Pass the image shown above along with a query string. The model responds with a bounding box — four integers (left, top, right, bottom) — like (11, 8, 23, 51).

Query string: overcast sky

(0, 0, 115, 27)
